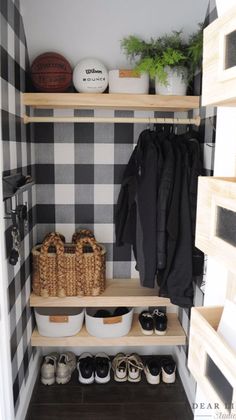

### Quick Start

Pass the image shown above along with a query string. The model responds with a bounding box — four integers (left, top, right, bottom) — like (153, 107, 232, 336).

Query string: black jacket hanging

(115, 128, 203, 308)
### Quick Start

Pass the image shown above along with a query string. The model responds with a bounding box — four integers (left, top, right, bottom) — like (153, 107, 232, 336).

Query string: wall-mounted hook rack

(3, 173, 34, 201)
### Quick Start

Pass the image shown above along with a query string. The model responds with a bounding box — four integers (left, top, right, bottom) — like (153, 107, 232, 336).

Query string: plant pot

(109, 70, 149, 94)
(155, 66, 188, 95)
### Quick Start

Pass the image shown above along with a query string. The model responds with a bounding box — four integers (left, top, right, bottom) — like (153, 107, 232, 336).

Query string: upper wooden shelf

(30, 278, 172, 308)
(22, 93, 200, 112)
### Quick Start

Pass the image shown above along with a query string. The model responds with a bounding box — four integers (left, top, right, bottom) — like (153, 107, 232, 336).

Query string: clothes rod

(23, 115, 201, 126)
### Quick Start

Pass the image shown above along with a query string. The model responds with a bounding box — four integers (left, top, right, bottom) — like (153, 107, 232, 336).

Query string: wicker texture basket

(32, 232, 106, 297)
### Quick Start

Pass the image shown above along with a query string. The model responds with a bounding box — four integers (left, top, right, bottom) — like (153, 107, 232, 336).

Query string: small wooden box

(188, 306, 236, 413)
(202, 6, 236, 106)
(196, 177, 236, 273)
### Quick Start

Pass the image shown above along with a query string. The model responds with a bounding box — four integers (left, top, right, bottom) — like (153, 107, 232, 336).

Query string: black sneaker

(77, 353, 94, 384)
(161, 356, 176, 383)
(138, 311, 154, 335)
(94, 353, 111, 384)
(144, 357, 161, 385)
(152, 309, 167, 335)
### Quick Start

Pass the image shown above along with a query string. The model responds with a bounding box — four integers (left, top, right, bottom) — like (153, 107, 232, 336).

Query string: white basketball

(73, 58, 108, 93)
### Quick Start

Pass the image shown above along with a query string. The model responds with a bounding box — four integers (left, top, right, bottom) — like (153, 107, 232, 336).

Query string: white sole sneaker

(56, 375, 72, 385)
(77, 352, 94, 385)
(78, 373, 94, 385)
(113, 373, 127, 382)
(128, 375, 141, 383)
(144, 369, 160, 385)
(139, 325, 153, 336)
(95, 371, 110, 384)
(41, 377, 55, 386)
(162, 369, 176, 383)
(155, 329, 167, 335)
(94, 352, 111, 384)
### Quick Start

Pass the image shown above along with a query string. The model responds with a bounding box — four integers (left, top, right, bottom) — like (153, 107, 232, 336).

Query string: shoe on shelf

(144, 357, 161, 385)
(127, 353, 144, 383)
(94, 353, 111, 384)
(41, 352, 59, 385)
(77, 353, 94, 384)
(93, 309, 111, 318)
(161, 356, 176, 383)
(138, 310, 154, 335)
(113, 307, 129, 316)
(56, 351, 76, 384)
(152, 309, 168, 335)
(112, 353, 128, 382)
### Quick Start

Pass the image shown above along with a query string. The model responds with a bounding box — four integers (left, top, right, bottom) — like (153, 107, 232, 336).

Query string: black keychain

(8, 210, 21, 266)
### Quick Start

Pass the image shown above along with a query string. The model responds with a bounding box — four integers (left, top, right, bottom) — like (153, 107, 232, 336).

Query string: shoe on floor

(112, 353, 128, 382)
(152, 309, 168, 335)
(56, 351, 76, 384)
(161, 356, 176, 383)
(127, 353, 144, 382)
(138, 310, 154, 335)
(94, 353, 111, 384)
(77, 353, 94, 384)
(144, 357, 161, 385)
(41, 352, 59, 385)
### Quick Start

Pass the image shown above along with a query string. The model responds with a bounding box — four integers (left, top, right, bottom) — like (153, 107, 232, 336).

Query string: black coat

(115, 129, 203, 307)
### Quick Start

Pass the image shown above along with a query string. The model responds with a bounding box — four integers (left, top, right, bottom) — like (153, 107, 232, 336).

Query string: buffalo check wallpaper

(0, 0, 37, 415)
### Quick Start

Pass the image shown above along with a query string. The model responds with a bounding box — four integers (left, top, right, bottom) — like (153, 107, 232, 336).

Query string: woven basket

(32, 232, 106, 297)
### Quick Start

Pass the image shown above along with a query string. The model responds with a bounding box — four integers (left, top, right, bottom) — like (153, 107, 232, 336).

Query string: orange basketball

(31, 52, 72, 92)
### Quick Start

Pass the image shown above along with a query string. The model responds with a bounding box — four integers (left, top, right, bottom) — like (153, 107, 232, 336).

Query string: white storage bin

(109, 70, 149, 94)
(35, 307, 85, 337)
(85, 307, 134, 338)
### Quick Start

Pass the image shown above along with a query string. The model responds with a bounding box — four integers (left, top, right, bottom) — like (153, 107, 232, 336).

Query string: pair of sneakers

(139, 309, 168, 336)
(112, 353, 144, 383)
(77, 352, 111, 384)
(41, 352, 76, 385)
(144, 356, 176, 385)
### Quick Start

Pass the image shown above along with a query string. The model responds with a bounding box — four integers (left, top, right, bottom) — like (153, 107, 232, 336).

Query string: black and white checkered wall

(0, 0, 37, 415)
(34, 109, 160, 279)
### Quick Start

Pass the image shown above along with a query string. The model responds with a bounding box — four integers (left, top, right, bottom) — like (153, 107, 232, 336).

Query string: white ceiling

(21, 0, 208, 70)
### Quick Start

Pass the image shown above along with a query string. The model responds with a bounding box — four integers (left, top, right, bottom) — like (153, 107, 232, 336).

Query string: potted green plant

(121, 28, 203, 95)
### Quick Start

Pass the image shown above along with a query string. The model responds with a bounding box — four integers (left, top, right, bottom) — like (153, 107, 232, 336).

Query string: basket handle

(75, 237, 103, 293)
(39, 232, 65, 293)
(40, 232, 65, 254)
(75, 236, 101, 257)
(72, 229, 94, 244)
(43, 232, 65, 244)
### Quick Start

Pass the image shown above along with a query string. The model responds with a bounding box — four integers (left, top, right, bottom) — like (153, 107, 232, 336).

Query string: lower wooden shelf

(31, 313, 186, 347)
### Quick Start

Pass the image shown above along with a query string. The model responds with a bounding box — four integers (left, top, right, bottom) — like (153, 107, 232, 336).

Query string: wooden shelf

(196, 177, 236, 274)
(31, 313, 186, 347)
(22, 93, 200, 112)
(30, 279, 172, 308)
